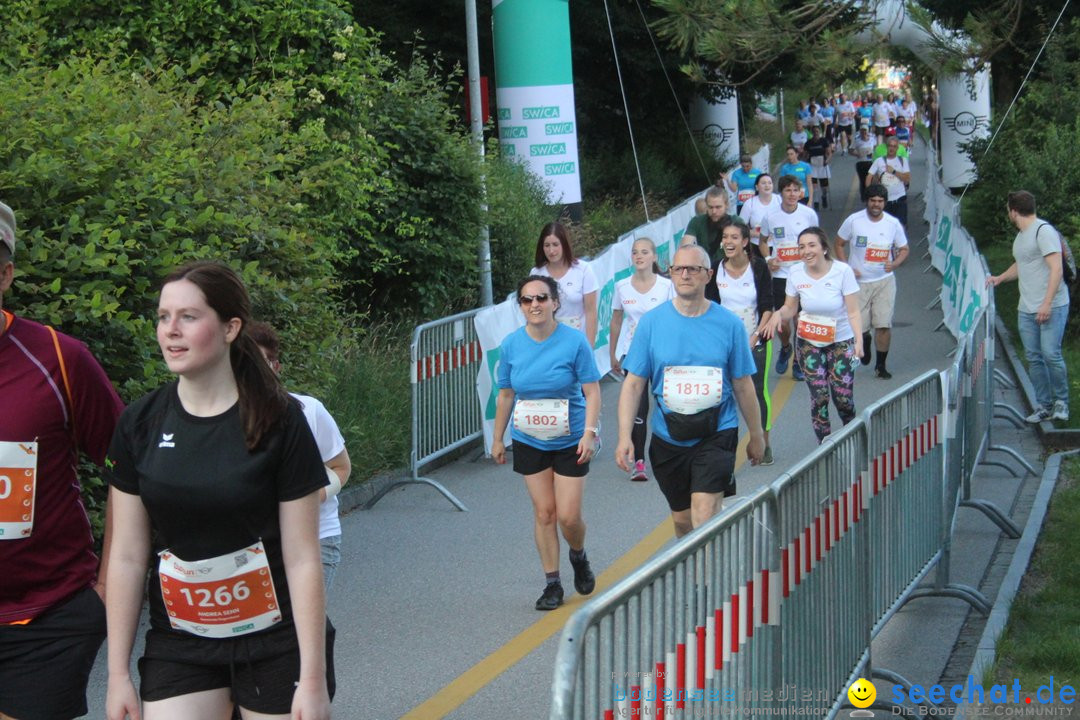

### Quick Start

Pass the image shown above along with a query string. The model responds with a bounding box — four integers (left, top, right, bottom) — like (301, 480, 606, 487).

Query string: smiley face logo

(848, 678, 876, 709)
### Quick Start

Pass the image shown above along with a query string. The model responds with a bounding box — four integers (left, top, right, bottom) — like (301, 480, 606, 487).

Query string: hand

(614, 439, 635, 472)
(106, 676, 141, 720)
(491, 440, 506, 465)
(610, 355, 623, 375)
(853, 267, 862, 278)
(746, 433, 765, 466)
(291, 677, 331, 720)
(767, 256, 780, 273)
(576, 433, 596, 465)
(1037, 303, 1051, 324)
(760, 314, 781, 340)
(986, 274, 1000, 288)
(853, 337, 863, 360)
(93, 581, 106, 602)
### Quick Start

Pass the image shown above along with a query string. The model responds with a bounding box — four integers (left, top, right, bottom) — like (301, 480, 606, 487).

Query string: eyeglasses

(518, 293, 551, 305)
(670, 265, 707, 276)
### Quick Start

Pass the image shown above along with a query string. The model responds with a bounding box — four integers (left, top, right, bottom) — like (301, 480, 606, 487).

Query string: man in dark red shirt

(0, 201, 124, 720)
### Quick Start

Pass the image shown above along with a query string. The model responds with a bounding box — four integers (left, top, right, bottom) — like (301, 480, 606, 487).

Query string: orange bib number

(513, 398, 571, 441)
(775, 241, 800, 266)
(159, 542, 281, 639)
(662, 366, 724, 414)
(797, 313, 838, 347)
(737, 190, 755, 205)
(0, 441, 38, 540)
(864, 242, 891, 265)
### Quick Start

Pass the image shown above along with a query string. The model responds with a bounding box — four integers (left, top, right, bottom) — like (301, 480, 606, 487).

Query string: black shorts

(0, 586, 106, 720)
(772, 277, 788, 311)
(512, 438, 589, 477)
(649, 429, 739, 512)
(139, 618, 336, 713)
(838, 124, 853, 137)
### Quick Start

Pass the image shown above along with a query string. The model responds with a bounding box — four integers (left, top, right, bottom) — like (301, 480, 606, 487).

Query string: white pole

(466, 0, 493, 306)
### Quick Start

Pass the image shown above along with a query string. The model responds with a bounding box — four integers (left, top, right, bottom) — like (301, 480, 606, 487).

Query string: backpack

(1037, 222, 1078, 299)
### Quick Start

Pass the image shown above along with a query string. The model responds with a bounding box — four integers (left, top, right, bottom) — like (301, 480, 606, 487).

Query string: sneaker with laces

(875, 367, 892, 379)
(535, 582, 564, 611)
(570, 555, 595, 595)
(1025, 406, 1052, 424)
(760, 446, 774, 466)
(776, 344, 793, 375)
(630, 459, 648, 482)
(1052, 401, 1070, 422)
(792, 361, 805, 381)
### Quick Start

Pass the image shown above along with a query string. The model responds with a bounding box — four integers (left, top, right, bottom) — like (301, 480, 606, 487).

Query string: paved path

(84, 140, 1045, 719)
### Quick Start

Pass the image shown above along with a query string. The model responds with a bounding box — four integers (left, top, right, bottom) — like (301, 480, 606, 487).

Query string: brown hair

(1007, 191, 1036, 217)
(534, 222, 575, 268)
(161, 261, 289, 451)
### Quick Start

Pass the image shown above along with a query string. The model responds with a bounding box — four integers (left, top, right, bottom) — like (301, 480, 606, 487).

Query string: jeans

(1018, 305, 1069, 408)
(321, 534, 342, 594)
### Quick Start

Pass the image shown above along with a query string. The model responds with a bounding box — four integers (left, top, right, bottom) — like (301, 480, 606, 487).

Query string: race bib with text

(662, 366, 724, 414)
(797, 313, 838, 347)
(513, 398, 571, 441)
(0, 441, 37, 540)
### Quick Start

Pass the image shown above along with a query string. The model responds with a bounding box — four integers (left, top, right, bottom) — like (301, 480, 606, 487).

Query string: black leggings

(632, 380, 651, 461)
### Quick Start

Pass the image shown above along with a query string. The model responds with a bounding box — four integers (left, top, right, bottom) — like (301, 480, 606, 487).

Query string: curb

(994, 318, 1080, 448)
(963, 450, 1079, 692)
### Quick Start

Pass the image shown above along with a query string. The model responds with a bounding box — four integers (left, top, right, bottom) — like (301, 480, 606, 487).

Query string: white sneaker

(1051, 401, 1070, 422)
(1025, 406, 1052, 423)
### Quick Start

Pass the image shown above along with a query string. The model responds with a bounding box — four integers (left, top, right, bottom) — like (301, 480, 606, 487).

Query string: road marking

(401, 375, 803, 719)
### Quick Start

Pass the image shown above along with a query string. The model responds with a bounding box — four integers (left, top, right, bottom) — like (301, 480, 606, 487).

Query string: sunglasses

(518, 293, 551, 305)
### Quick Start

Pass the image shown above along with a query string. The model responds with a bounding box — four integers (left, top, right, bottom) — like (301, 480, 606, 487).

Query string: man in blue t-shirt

(777, 146, 814, 207)
(615, 245, 764, 538)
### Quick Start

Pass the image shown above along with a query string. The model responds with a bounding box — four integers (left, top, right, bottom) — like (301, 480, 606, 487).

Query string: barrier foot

(363, 477, 469, 511)
(924, 296, 942, 311)
(959, 499, 1022, 538)
(986, 443, 1037, 476)
(871, 668, 936, 715)
(922, 249, 932, 262)
(993, 403, 1025, 428)
(993, 369, 1016, 388)
(906, 584, 991, 615)
(934, 320, 947, 332)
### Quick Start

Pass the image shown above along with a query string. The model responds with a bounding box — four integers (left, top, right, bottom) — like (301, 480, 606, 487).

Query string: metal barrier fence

(549, 487, 779, 720)
(549, 356, 1031, 718)
(364, 309, 483, 511)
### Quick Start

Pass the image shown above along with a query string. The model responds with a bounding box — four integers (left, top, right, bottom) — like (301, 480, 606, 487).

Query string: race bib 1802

(513, 398, 571, 441)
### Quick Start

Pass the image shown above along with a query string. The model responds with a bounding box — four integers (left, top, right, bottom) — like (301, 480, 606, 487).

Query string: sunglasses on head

(518, 293, 551, 305)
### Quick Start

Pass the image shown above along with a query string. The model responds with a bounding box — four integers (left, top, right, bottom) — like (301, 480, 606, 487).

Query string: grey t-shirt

(1013, 219, 1069, 313)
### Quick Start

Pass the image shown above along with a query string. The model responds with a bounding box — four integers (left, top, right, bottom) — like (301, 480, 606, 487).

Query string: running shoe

(1052, 401, 1070, 422)
(875, 367, 893, 380)
(570, 555, 595, 595)
(1025, 406, 1051, 423)
(792, 361, 805, 381)
(776, 344, 793, 375)
(760, 446, 774, 466)
(535, 582, 564, 611)
(630, 459, 648, 482)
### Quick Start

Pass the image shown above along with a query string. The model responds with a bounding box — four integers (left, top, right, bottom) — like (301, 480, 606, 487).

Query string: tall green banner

(492, 0, 582, 205)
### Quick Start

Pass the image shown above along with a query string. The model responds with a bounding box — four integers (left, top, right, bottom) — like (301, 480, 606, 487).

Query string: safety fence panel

(771, 420, 870, 717)
(549, 488, 779, 720)
(861, 371, 945, 636)
(411, 308, 485, 474)
(962, 306, 991, 482)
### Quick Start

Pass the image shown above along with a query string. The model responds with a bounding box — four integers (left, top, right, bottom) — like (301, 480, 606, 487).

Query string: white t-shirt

(899, 100, 917, 121)
(613, 275, 675, 357)
(785, 261, 861, 342)
(873, 102, 893, 128)
(715, 262, 760, 338)
(868, 155, 909, 200)
(760, 203, 820, 279)
(531, 261, 599, 331)
(292, 393, 347, 540)
(790, 130, 808, 149)
(739, 194, 781, 245)
(837, 101, 856, 126)
(853, 135, 876, 160)
(836, 209, 909, 282)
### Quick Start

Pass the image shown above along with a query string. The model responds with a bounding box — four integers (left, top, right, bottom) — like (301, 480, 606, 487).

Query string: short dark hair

(246, 320, 281, 364)
(516, 274, 560, 305)
(0, 243, 10, 267)
(866, 184, 888, 201)
(777, 174, 802, 192)
(1007, 191, 1036, 216)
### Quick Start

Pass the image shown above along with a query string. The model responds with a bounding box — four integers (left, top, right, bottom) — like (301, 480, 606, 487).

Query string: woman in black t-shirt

(104, 262, 332, 720)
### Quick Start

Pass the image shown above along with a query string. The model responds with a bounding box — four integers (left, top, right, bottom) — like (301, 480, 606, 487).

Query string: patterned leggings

(797, 338, 857, 442)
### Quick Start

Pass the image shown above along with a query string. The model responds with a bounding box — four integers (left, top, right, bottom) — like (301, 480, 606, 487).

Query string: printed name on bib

(513, 398, 571, 441)
(158, 541, 281, 639)
(797, 313, 838, 347)
(0, 441, 38, 540)
(662, 366, 724, 414)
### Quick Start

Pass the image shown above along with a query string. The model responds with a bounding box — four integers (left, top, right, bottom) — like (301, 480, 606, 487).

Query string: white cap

(0, 202, 14, 257)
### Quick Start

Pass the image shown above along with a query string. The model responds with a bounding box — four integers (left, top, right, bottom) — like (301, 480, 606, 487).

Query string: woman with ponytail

(104, 261, 332, 720)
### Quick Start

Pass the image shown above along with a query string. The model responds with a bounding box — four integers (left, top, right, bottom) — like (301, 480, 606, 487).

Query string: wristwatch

(585, 426, 600, 435)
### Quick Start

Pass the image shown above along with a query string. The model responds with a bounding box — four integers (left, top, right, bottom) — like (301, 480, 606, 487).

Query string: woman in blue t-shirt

(491, 275, 602, 611)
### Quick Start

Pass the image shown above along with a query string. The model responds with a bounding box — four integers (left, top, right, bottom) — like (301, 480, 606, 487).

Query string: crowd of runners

(1, 82, 1070, 719)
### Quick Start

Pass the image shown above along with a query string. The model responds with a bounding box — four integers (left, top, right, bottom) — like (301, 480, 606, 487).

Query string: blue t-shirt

(820, 105, 836, 121)
(623, 302, 756, 447)
(858, 105, 873, 120)
(497, 324, 602, 450)
(778, 162, 813, 195)
(730, 168, 762, 196)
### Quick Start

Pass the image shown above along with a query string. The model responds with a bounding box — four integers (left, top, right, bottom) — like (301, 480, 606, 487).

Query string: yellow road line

(402, 375, 803, 720)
